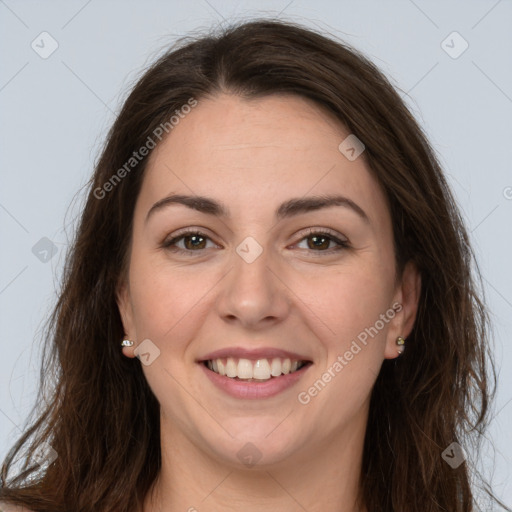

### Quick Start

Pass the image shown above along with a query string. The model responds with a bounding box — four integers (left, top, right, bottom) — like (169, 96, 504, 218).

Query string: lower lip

(199, 362, 312, 399)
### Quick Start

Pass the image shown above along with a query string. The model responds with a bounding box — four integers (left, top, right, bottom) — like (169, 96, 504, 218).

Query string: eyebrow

(145, 193, 370, 224)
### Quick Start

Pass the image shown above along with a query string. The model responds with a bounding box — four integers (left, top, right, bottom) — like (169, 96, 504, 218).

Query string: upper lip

(198, 347, 312, 362)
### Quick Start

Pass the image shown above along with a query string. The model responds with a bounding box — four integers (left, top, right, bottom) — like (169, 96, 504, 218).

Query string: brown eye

(295, 230, 349, 253)
(306, 234, 332, 250)
(182, 234, 207, 250)
(162, 230, 216, 254)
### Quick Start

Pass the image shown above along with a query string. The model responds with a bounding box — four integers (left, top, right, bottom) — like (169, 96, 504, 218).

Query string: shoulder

(0, 502, 34, 512)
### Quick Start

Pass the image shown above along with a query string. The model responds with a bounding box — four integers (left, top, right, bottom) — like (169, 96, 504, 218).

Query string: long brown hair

(1, 19, 508, 512)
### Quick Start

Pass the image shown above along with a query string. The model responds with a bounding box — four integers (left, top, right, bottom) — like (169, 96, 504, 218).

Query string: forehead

(138, 94, 389, 227)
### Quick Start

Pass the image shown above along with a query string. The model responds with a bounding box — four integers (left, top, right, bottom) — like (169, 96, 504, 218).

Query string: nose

(215, 242, 291, 330)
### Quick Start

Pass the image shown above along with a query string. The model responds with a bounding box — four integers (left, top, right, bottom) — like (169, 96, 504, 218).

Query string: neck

(144, 410, 369, 512)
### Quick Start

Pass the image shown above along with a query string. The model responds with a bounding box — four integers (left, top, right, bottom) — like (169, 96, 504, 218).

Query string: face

(117, 94, 420, 469)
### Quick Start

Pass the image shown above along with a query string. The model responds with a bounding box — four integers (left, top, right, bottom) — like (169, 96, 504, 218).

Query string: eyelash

(161, 228, 350, 256)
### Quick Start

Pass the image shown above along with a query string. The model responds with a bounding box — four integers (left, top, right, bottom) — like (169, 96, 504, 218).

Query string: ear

(116, 278, 137, 358)
(384, 260, 421, 359)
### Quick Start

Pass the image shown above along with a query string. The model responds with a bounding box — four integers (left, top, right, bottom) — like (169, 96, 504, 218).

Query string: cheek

(127, 253, 221, 343)
(295, 262, 395, 347)
(125, 249, 231, 364)
(126, 257, 219, 417)
(294, 268, 394, 430)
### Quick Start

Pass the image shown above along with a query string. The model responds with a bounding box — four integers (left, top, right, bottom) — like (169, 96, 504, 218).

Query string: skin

(117, 94, 421, 512)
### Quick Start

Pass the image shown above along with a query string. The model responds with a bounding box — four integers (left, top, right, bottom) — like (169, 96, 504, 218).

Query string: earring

(121, 339, 134, 348)
(396, 336, 405, 355)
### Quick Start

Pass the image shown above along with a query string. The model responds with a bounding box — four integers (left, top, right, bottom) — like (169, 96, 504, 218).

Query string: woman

(0, 19, 509, 512)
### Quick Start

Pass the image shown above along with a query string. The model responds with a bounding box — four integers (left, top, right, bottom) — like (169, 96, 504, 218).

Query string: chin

(199, 417, 305, 468)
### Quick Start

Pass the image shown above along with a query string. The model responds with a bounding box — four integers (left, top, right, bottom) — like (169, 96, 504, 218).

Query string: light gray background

(1, 0, 511, 506)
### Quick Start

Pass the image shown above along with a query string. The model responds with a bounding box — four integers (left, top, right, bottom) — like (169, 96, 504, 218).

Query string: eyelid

(162, 227, 220, 250)
(292, 226, 349, 244)
(288, 227, 350, 254)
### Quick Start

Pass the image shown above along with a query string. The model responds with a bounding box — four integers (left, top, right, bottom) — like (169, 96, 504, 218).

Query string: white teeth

(237, 359, 253, 379)
(206, 357, 306, 380)
(226, 357, 237, 378)
(270, 358, 281, 377)
(253, 359, 271, 380)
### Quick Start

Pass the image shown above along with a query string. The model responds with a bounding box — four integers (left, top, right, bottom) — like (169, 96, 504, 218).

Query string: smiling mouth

(202, 357, 312, 382)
